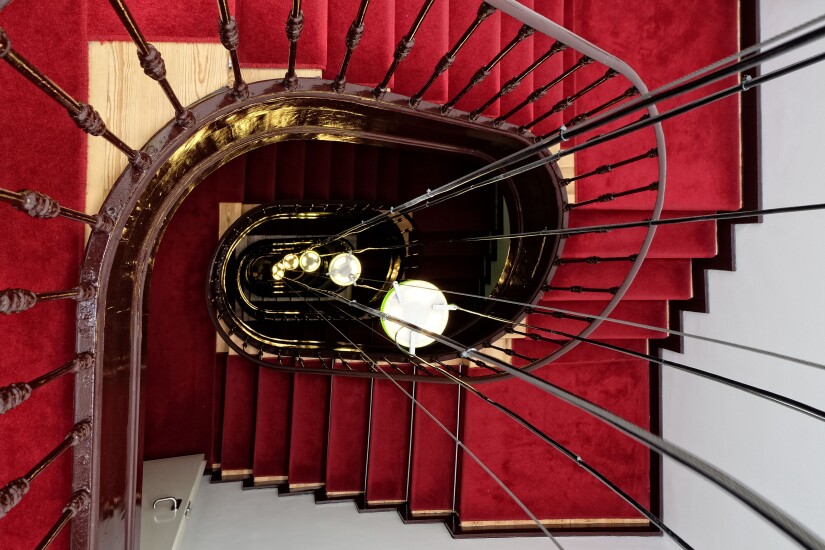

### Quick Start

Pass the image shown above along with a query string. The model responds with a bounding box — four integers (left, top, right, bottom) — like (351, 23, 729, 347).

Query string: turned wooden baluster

(493, 55, 593, 126)
(217, 0, 248, 99)
(35, 489, 91, 550)
(0, 352, 94, 414)
(441, 23, 534, 115)
(520, 67, 618, 133)
(559, 148, 658, 186)
(564, 181, 659, 211)
(553, 254, 639, 265)
(470, 40, 567, 120)
(0, 421, 91, 519)
(332, 0, 371, 93)
(0, 28, 151, 171)
(373, 0, 437, 100)
(0, 188, 114, 232)
(106, 0, 194, 127)
(409, 2, 496, 108)
(565, 86, 641, 128)
(0, 283, 96, 316)
(283, 0, 304, 91)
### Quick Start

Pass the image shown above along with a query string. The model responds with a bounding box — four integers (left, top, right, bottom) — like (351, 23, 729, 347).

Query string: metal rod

(336, 303, 691, 548)
(292, 289, 562, 547)
(463, 304, 825, 424)
(293, 279, 825, 550)
(459, 201, 825, 242)
(332, 0, 371, 94)
(316, 22, 825, 249)
(373, 0, 437, 99)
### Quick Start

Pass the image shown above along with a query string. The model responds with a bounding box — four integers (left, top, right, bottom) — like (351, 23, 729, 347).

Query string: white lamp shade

(380, 280, 450, 349)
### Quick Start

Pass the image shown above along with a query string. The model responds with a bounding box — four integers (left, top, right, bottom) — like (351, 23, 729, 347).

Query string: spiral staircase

(3, 0, 824, 549)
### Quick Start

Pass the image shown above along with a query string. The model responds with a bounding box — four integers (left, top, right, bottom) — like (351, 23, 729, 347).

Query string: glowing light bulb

(380, 280, 451, 352)
(283, 253, 299, 270)
(299, 250, 322, 273)
(328, 252, 362, 286)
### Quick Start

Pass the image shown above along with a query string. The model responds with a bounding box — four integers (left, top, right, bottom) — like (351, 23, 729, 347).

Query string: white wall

(180, 477, 670, 550)
(661, 1, 825, 548)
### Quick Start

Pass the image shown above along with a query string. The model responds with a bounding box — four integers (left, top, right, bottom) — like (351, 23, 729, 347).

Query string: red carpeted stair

(0, 0, 742, 545)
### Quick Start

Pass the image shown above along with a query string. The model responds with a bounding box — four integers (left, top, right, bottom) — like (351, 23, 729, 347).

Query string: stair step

(329, 142, 357, 200)
(276, 140, 307, 200)
(303, 141, 333, 201)
(288, 364, 331, 489)
(459, 356, 650, 522)
(220, 355, 258, 478)
(324, 362, 372, 495)
(512, 338, 650, 365)
(524, 299, 668, 340)
(542, 259, 692, 301)
(564, 209, 717, 259)
(353, 146, 380, 202)
(365, 376, 413, 505)
(252, 366, 293, 485)
(218, 155, 249, 203)
(244, 145, 278, 203)
(408, 380, 460, 515)
(209, 353, 228, 468)
(237, 0, 328, 69)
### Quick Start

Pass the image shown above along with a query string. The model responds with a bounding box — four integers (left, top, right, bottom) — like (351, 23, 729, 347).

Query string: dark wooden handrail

(217, 0, 248, 99)
(35, 489, 90, 550)
(470, 40, 567, 120)
(283, 0, 304, 91)
(373, 0, 437, 99)
(332, 0, 371, 93)
(441, 23, 534, 114)
(106, 0, 195, 127)
(0, 188, 114, 231)
(0, 28, 151, 171)
(409, 2, 496, 108)
(0, 422, 91, 519)
(0, 353, 94, 414)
